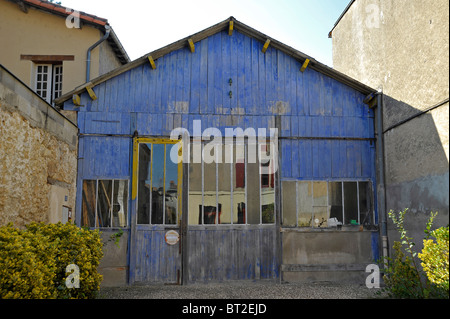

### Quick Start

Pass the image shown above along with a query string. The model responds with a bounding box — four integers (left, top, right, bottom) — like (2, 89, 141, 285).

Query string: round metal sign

(165, 230, 180, 245)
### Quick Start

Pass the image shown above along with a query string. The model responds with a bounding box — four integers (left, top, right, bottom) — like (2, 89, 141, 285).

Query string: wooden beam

(188, 39, 195, 53)
(228, 20, 234, 36)
(148, 56, 156, 69)
(300, 58, 310, 72)
(20, 54, 74, 62)
(261, 39, 271, 53)
(86, 85, 97, 101)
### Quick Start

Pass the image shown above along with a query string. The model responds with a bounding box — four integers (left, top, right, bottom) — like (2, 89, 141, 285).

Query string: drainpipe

(86, 25, 111, 83)
(376, 90, 389, 261)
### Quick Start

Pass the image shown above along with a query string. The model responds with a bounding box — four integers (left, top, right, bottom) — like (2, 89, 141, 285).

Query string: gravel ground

(98, 281, 385, 299)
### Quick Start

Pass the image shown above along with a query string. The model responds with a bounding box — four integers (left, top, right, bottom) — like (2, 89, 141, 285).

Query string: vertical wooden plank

(221, 31, 231, 115)
(250, 38, 259, 115)
(198, 38, 208, 114)
(207, 35, 216, 115)
(281, 139, 292, 179)
(214, 33, 223, 115)
(296, 61, 305, 116)
(308, 69, 320, 116)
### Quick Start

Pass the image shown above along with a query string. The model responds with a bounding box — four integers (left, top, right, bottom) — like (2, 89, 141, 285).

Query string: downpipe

(376, 90, 389, 261)
(86, 25, 111, 83)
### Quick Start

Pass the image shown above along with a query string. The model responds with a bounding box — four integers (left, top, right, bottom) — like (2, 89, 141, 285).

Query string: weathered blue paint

(66, 28, 377, 284)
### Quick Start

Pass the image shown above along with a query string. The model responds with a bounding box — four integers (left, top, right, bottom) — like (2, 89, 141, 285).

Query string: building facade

(329, 0, 449, 252)
(0, 0, 129, 227)
(57, 17, 380, 286)
(0, 0, 129, 108)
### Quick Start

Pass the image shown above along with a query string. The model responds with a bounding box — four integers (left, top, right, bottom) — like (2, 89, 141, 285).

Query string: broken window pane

(282, 181, 297, 226)
(112, 180, 128, 227)
(189, 141, 202, 225)
(297, 181, 313, 227)
(359, 181, 372, 225)
(328, 182, 343, 224)
(137, 144, 151, 224)
(344, 182, 358, 225)
(151, 144, 165, 224)
(97, 180, 112, 227)
(165, 144, 178, 225)
(82, 180, 96, 227)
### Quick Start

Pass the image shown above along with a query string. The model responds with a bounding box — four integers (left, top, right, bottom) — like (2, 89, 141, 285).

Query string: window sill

(280, 225, 379, 233)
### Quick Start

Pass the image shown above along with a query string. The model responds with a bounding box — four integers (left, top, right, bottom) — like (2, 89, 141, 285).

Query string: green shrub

(381, 209, 448, 299)
(0, 222, 103, 299)
(419, 226, 449, 297)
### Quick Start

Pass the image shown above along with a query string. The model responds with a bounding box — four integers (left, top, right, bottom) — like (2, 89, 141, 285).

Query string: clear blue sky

(61, 0, 350, 66)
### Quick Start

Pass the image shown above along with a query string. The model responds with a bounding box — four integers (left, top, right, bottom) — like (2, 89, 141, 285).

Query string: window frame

(81, 179, 129, 229)
(281, 179, 374, 228)
(33, 63, 63, 104)
(187, 139, 276, 226)
(133, 137, 183, 226)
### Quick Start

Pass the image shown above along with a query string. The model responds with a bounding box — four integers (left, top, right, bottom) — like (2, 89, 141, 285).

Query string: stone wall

(0, 65, 78, 227)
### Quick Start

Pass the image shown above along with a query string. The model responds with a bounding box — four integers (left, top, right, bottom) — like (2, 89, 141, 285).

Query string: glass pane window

(187, 140, 276, 225)
(137, 142, 180, 225)
(81, 179, 129, 228)
(34, 64, 63, 104)
(282, 180, 374, 228)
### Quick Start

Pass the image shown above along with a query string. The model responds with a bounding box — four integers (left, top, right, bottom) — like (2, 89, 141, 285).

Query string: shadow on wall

(380, 94, 449, 244)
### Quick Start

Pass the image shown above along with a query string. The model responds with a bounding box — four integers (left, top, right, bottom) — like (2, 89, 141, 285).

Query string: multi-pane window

(282, 180, 373, 228)
(137, 142, 181, 225)
(34, 64, 63, 104)
(81, 179, 129, 228)
(188, 141, 275, 225)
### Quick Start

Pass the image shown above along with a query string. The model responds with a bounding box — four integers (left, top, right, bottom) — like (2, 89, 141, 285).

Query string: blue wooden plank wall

(68, 29, 376, 283)
(71, 32, 375, 179)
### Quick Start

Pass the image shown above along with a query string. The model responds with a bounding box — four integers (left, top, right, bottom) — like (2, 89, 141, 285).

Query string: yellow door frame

(131, 137, 183, 222)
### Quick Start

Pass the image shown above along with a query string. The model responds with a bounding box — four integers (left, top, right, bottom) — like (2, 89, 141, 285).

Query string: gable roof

(9, 0, 130, 64)
(328, 0, 355, 38)
(55, 16, 374, 106)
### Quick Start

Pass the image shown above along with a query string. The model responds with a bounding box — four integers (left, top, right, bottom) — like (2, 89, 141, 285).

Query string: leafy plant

(0, 222, 103, 299)
(109, 228, 124, 248)
(380, 209, 448, 298)
(419, 226, 449, 297)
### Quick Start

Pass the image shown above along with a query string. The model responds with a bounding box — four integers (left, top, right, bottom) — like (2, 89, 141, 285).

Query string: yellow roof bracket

(300, 59, 310, 72)
(86, 85, 97, 101)
(148, 56, 156, 69)
(262, 39, 271, 53)
(72, 94, 81, 106)
(228, 21, 234, 36)
(188, 39, 195, 53)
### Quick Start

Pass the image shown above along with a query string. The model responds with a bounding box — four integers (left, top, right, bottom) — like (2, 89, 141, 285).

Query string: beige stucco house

(0, 0, 129, 227)
(0, 0, 129, 107)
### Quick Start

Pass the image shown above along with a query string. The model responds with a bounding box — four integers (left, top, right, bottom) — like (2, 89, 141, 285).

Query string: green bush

(0, 222, 103, 299)
(419, 226, 449, 297)
(381, 209, 449, 299)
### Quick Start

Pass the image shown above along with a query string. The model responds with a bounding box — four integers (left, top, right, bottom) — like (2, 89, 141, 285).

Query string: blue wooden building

(56, 17, 379, 285)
